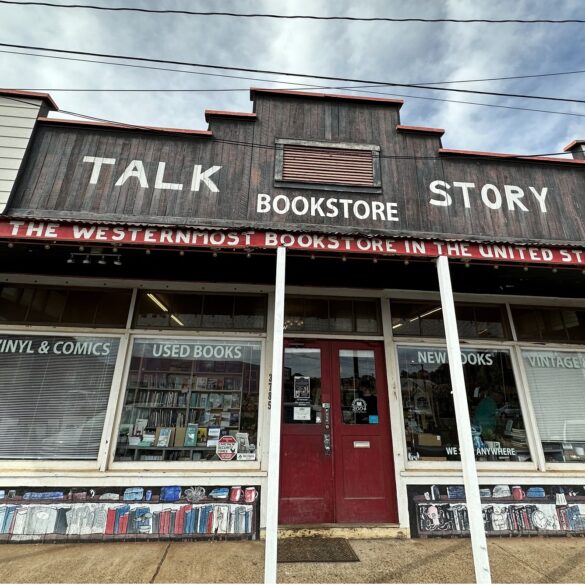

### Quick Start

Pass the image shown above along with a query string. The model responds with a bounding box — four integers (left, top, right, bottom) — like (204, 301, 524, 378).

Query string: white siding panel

(0, 104, 40, 119)
(0, 168, 18, 181)
(0, 116, 36, 129)
(0, 126, 34, 139)
(0, 191, 10, 207)
(0, 97, 42, 111)
(0, 158, 23, 170)
(0, 136, 30, 149)
(0, 179, 14, 192)
(0, 146, 26, 158)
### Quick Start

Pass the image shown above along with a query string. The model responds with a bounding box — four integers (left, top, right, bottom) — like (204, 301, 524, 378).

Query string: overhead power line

(1, 1, 585, 24)
(6, 47, 585, 88)
(1, 94, 576, 166)
(2, 42, 585, 106)
(4, 50, 585, 119)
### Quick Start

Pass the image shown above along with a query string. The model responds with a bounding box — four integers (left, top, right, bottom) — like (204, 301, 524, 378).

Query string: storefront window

(0, 285, 131, 327)
(284, 297, 381, 334)
(134, 292, 267, 331)
(339, 350, 378, 424)
(115, 339, 261, 462)
(391, 301, 509, 339)
(522, 350, 585, 463)
(398, 346, 530, 462)
(0, 334, 120, 460)
(512, 307, 585, 342)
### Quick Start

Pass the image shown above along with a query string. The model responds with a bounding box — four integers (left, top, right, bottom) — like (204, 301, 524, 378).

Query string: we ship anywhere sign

(2, 219, 585, 266)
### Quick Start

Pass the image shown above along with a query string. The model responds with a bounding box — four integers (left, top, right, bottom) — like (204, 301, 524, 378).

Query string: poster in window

(293, 376, 310, 403)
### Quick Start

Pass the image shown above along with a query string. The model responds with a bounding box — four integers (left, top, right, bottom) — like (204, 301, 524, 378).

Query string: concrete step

(264, 524, 409, 539)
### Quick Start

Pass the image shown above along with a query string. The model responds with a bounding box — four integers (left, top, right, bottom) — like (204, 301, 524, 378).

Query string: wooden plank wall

(6, 93, 585, 245)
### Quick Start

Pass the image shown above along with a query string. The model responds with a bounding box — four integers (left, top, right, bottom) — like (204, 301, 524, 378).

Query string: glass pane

(0, 286, 29, 322)
(134, 292, 171, 328)
(355, 300, 381, 333)
(522, 350, 585, 463)
(283, 349, 321, 424)
(329, 300, 353, 332)
(474, 305, 506, 338)
(28, 289, 67, 323)
(115, 339, 262, 462)
(283, 297, 305, 332)
(339, 349, 378, 424)
(0, 334, 119, 459)
(60, 290, 99, 325)
(513, 307, 570, 341)
(234, 295, 266, 330)
(201, 296, 234, 329)
(303, 298, 329, 332)
(398, 346, 530, 462)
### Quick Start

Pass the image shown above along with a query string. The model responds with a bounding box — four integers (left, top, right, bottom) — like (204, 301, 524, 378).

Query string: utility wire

(6, 47, 585, 88)
(4, 49, 585, 120)
(2, 42, 585, 106)
(2, 94, 576, 165)
(1, 1, 585, 24)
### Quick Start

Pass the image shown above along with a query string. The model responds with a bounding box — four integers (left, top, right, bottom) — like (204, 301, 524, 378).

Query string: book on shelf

(156, 427, 174, 447)
(209, 393, 223, 409)
(196, 377, 208, 390)
(223, 394, 233, 410)
(197, 427, 208, 446)
(231, 392, 241, 409)
(207, 426, 221, 447)
(134, 418, 148, 436)
(174, 426, 187, 447)
(198, 393, 208, 409)
(221, 412, 231, 427)
(206, 378, 218, 391)
(184, 423, 199, 447)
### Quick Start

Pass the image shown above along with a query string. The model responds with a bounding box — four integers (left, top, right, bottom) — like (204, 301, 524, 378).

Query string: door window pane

(398, 346, 530, 462)
(283, 349, 322, 424)
(339, 350, 378, 425)
(0, 334, 119, 459)
(522, 350, 585, 463)
(115, 339, 261, 462)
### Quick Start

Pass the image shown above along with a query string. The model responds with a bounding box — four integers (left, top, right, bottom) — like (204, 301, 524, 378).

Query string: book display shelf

(414, 495, 585, 537)
(115, 347, 259, 462)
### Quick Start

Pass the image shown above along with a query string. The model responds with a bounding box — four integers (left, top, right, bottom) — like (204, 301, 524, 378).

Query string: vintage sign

(3, 219, 585, 266)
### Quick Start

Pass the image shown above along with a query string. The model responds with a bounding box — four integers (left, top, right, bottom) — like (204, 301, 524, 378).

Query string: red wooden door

(279, 340, 397, 525)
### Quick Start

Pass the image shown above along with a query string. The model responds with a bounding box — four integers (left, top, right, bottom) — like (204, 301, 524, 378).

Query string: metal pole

(264, 246, 287, 585)
(436, 256, 492, 584)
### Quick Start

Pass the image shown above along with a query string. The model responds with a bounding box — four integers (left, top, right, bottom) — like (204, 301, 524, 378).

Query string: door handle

(322, 403, 332, 456)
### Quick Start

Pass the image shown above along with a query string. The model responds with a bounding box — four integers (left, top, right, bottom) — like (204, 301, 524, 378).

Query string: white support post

(264, 247, 287, 585)
(436, 256, 492, 584)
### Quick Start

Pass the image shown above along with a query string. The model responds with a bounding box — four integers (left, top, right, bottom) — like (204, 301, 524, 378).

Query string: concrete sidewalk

(0, 538, 584, 583)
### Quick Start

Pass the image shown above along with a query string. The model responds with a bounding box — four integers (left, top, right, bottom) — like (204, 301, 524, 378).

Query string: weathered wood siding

(6, 92, 585, 245)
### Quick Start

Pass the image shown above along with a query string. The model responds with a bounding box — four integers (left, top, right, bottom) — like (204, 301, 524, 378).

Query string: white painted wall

(0, 96, 45, 213)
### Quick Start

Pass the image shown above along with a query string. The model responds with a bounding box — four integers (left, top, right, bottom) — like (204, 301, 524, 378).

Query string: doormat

(277, 538, 360, 563)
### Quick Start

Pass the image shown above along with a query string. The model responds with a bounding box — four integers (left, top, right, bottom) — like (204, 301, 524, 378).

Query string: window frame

(107, 332, 265, 472)
(392, 338, 539, 472)
(274, 138, 382, 193)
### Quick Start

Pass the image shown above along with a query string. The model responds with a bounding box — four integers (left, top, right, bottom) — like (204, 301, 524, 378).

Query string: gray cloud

(1, 0, 585, 155)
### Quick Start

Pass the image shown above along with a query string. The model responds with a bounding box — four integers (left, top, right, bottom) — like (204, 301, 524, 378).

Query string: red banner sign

(2, 219, 585, 266)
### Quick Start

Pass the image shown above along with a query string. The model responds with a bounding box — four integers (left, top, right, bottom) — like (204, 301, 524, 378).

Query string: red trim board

(1, 219, 585, 267)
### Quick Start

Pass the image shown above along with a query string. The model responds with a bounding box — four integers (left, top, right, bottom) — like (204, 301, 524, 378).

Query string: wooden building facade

(1, 88, 585, 542)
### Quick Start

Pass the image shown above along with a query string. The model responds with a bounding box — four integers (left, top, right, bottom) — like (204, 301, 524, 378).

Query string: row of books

(0, 504, 254, 537)
(129, 372, 243, 390)
(132, 391, 188, 408)
(188, 411, 240, 427)
(191, 392, 241, 409)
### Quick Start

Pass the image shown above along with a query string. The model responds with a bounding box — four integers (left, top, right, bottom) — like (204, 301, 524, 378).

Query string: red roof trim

(250, 87, 403, 107)
(0, 89, 58, 111)
(37, 117, 212, 136)
(439, 147, 585, 166)
(204, 110, 257, 122)
(563, 140, 585, 152)
(397, 124, 445, 136)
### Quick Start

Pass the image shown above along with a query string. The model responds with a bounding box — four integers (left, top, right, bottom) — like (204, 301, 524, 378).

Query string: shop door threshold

(273, 523, 407, 540)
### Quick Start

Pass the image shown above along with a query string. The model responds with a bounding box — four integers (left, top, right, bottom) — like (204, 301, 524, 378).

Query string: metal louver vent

(282, 144, 375, 187)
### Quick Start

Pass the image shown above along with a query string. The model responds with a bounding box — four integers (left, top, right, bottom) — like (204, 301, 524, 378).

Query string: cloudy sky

(2, 0, 585, 156)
